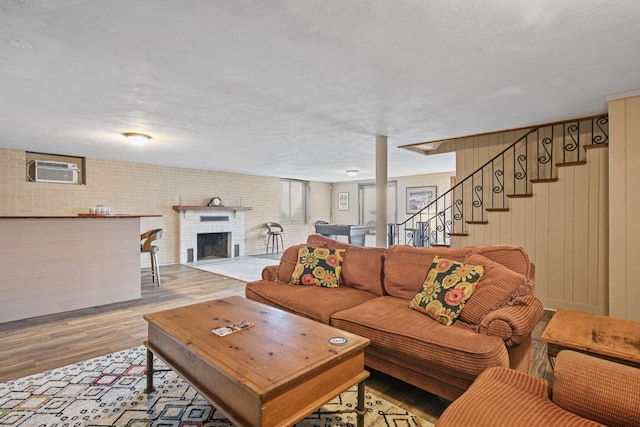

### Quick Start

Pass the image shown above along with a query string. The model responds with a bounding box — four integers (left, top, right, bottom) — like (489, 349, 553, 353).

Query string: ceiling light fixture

(346, 169, 359, 177)
(123, 132, 151, 145)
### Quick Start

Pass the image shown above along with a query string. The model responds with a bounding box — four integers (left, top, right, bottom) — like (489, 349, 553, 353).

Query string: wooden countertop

(0, 214, 162, 219)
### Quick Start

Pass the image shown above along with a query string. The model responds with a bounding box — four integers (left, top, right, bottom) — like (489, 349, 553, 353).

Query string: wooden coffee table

(541, 308, 640, 369)
(143, 296, 370, 426)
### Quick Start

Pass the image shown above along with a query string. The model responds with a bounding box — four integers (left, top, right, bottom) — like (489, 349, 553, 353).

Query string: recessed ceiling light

(122, 132, 151, 145)
(346, 169, 359, 177)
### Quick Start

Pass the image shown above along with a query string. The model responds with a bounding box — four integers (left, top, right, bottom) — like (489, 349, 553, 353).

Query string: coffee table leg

(356, 380, 365, 427)
(145, 348, 155, 393)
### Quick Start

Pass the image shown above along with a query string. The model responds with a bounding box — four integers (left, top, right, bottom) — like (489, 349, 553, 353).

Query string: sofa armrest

(435, 367, 553, 427)
(552, 350, 640, 427)
(478, 294, 544, 347)
(262, 265, 278, 281)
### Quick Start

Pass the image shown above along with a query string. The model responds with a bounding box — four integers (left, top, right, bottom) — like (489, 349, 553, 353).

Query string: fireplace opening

(197, 232, 230, 261)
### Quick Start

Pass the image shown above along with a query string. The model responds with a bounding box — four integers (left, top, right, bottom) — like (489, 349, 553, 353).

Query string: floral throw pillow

(290, 246, 345, 288)
(409, 256, 484, 326)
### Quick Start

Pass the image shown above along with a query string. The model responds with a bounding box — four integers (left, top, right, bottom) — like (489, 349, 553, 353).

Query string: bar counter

(1, 214, 161, 219)
(0, 214, 160, 323)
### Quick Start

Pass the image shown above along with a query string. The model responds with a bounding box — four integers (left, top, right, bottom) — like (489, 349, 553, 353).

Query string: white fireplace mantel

(173, 205, 252, 263)
(172, 205, 252, 213)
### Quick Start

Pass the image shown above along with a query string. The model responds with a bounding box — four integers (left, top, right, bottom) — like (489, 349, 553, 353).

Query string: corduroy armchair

(436, 350, 640, 426)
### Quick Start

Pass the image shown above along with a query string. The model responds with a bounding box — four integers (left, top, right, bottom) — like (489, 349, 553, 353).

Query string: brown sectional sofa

(436, 350, 640, 426)
(245, 234, 544, 401)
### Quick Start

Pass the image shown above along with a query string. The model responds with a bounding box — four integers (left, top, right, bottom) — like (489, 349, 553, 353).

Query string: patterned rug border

(0, 346, 432, 426)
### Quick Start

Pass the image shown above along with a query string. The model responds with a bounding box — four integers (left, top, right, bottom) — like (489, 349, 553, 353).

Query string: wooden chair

(141, 229, 162, 286)
(265, 222, 284, 254)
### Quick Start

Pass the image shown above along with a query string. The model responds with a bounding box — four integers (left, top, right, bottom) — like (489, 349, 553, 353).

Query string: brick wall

(0, 148, 323, 266)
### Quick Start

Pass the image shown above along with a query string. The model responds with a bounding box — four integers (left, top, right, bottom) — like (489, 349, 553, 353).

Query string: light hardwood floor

(0, 263, 553, 424)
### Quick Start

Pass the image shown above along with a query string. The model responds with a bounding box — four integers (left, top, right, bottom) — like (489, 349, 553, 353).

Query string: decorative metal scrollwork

(593, 116, 609, 145)
(473, 185, 483, 208)
(436, 210, 446, 233)
(538, 137, 553, 164)
(453, 198, 463, 221)
(405, 229, 414, 244)
(515, 154, 527, 180)
(492, 169, 504, 194)
(565, 123, 579, 151)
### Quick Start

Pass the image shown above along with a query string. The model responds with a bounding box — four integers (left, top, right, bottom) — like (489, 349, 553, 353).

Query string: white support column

(376, 135, 388, 248)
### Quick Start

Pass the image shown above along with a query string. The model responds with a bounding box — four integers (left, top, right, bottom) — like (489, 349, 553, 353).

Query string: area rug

(192, 257, 278, 282)
(0, 346, 432, 426)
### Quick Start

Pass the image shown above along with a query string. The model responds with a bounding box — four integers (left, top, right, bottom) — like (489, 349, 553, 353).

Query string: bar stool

(141, 229, 162, 286)
(265, 222, 284, 254)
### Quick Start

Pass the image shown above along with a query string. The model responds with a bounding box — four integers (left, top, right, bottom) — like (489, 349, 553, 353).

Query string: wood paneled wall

(608, 94, 640, 321)
(450, 129, 609, 315)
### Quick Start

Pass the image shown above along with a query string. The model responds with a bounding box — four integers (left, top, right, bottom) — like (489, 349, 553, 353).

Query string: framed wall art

(406, 186, 437, 214)
(338, 192, 349, 211)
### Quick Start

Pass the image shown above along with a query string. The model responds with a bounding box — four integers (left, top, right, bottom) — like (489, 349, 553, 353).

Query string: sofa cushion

(468, 245, 533, 280)
(341, 246, 386, 295)
(331, 296, 509, 378)
(290, 246, 345, 287)
(245, 280, 378, 324)
(457, 253, 527, 325)
(409, 256, 484, 326)
(306, 234, 385, 296)
(383, 245, 471, 300)
(275, 244, 304, 282)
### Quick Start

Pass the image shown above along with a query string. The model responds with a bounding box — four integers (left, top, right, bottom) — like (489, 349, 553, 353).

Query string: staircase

(391, 115, 609, 247)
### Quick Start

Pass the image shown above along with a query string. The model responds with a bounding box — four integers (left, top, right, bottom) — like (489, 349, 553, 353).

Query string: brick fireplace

(173, 205, 252, 264)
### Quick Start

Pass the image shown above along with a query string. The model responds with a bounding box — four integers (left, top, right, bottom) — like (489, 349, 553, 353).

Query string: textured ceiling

(1, 0, 639, 183)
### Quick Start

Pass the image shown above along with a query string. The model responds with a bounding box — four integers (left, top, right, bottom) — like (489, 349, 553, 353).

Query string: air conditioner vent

(28, 160, 79, 184)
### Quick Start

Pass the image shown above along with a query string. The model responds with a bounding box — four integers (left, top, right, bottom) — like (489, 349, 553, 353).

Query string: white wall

(329, 172, 454, 246)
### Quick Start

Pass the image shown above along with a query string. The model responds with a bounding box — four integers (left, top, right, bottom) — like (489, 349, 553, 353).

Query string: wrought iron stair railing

(390, 115, 609, 247)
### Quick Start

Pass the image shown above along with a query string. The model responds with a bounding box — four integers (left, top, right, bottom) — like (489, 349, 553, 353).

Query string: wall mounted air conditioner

(29, 160, 79, 184)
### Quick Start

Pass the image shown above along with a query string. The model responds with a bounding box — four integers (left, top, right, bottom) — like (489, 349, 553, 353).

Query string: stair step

(466, 220, 488, 225)
(486, 208, 509, 212)
(448, 232, 469, 237)
(431, 244, 451, 248)
(556, 161, 587, 167)
(507, 193, 533, 198)
(584, 143, 608, 151)
(531, 178, 558, 183)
